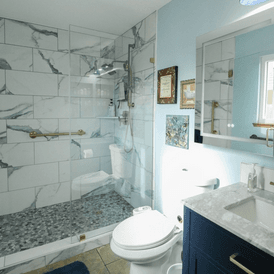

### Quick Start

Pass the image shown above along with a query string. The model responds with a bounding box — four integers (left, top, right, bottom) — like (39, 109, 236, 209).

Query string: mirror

(195, 7, 274, 157)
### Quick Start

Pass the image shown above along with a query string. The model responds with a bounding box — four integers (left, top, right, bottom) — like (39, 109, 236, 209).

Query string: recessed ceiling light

(240, 0, 269, 5)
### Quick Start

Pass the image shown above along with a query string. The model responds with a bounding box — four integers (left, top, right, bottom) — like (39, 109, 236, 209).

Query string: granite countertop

(183, 182, 274, 257)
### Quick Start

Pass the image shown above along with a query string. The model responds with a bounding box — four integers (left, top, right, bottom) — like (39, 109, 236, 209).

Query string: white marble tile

(70, 32, 100, 57)
(214, 100, 232, 120)
(205, 59, 234, 82)
(4, 256, 46, 273)
(7, 119, 58, 143)
(70, 54, 81, 76)
(220, 81, 234, 100)
(8, 163, 58, 190)
(0, 168, 7, 192)
(196, 48, 202, 67)
(70, 75, 100, 97)
(59, 118, 100, 140)
(0, 18, 4, 43)
(143, 68, 154, 95)
(205, 42, 222, 64)
(0, 188, 35, 215)
(5, 19, 57, 50)
(222, 37, 235, 60)
(80, 55, 99, 77)
(144, 120, 153, 147)
(59, 161, 70, 183)
(131, 94, 153, 121)
(0, 69, 5, 93)
(71, 138, 81, 160)
(80, 137, 113, 158)
(100, 38, 115, 59)
(34, 96, 79, 118)
(196, 83, 202, 102)
(132, 42, 154, 73)
(100, 118, 115, 138)
(80, 98, 109, 118)
(101, 78, 114, 98)
(58, 75, 69, 96)
(71, 158, 100, 180)
(33, 49, 69, 75)
(0, 143, 34, 167)
(0, 120, 6, 144)
(0, 95, 33, 119)
(6, 70, 58, 96)
(36, 181, 70, 208)
(35, 140, 70, 164)
(114, 36, 123, 59)
(204, 81, 220, 100)
(58, 29, 69, 52)
(145, 12, 156, 42)
(0, 44, 32, 71)
(122, 36, 135, 57)
(100, 156, 112, 175)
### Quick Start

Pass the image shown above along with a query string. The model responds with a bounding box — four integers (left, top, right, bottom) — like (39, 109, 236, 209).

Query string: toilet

(110, 177, 219, 274)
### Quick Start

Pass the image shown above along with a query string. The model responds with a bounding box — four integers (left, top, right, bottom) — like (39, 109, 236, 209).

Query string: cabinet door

(190, 246, 226, 274)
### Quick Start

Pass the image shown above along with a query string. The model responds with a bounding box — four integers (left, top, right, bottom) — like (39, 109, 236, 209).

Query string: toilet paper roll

(133, 206, 152, 215)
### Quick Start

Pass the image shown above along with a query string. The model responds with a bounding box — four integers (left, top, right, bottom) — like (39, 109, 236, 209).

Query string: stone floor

(0, 191, 133, 257)
(24, 244, 130, 274)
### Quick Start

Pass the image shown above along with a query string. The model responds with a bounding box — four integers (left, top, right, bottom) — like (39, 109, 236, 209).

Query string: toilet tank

(109, 144, 132, 179)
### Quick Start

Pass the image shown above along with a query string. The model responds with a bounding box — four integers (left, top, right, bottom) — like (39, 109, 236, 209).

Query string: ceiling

(0, 0, 172, 35)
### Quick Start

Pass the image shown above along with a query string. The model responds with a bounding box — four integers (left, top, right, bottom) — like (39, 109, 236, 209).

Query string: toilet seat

(113, 210, 176, 250)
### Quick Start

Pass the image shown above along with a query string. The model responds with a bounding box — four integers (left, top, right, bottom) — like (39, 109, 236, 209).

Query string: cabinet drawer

(190, 211, 273, 273)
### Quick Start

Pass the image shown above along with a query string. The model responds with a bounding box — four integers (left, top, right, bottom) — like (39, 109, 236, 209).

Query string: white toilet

(110, 177, 219, 274)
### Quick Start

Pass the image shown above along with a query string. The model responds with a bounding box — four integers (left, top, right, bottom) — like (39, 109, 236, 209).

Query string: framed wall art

(157, 66, 178, 104)
(180, 79, 195, 109)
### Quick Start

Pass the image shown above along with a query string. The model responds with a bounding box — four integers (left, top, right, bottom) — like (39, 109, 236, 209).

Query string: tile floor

(24, 244, 130, 274)
(0, 191, 133, 257)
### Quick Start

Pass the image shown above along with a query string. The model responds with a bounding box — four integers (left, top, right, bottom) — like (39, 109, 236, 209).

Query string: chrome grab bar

(230, 253, 255, 274)
(29, 129, 85, 139)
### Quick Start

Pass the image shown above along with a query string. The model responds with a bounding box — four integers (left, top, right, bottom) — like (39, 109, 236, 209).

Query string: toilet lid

(113, 210, 176, 250)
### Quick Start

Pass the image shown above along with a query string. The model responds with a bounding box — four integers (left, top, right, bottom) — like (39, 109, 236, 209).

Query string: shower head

(101, 63, 113, 71)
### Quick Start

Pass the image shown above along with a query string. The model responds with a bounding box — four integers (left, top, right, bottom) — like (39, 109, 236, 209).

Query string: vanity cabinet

(183, 207, 274, 273)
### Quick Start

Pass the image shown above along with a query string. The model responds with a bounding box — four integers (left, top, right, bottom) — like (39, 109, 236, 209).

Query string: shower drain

(95, 210, 102, 215)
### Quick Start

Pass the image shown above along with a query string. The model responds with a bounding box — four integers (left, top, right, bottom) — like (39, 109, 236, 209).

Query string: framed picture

(157, 66, 178, 104)
(180, 79, 195, 109)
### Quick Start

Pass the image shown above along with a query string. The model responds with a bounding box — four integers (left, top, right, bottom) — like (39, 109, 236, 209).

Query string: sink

(225, 197, 274, 232)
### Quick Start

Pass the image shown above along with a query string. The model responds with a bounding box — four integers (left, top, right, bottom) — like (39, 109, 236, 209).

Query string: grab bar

(29, 129, 85, 139)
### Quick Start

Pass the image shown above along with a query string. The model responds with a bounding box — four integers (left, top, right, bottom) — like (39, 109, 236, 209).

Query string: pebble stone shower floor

(0, 191, 134, 257)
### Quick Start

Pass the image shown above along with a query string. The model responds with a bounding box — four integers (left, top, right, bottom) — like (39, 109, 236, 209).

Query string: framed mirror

(195, 7, 274, 157)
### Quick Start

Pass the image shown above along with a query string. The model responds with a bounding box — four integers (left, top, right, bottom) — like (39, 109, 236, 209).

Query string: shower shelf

(97, 117, 118, 119)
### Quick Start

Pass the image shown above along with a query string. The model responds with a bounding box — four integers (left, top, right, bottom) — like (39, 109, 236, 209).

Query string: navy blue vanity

(182, 183, 274, 274)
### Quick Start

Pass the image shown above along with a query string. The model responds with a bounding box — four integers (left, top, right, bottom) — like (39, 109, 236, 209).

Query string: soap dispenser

(247, 163, 258, 192)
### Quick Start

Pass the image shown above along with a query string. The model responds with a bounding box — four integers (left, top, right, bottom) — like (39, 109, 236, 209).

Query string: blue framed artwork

(166, 115, 189, 149)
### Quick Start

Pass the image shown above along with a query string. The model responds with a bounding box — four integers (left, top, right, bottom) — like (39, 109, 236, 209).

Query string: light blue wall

(155, 0, 274, 217)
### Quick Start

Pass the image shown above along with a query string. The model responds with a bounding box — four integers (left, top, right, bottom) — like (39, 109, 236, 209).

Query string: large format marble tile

(58, 118, 101, 140)
(80, 98, 109, 118)
(0, 18, 4, 43)
(0, 95, 33, 119)
(57, 29, 69, 52)
(33, 49, 69, 75)
(5, 19, 57, 50)
(0, 44, 32, 71)
(70, 158, 100, 181)
(100, 156, 112, 175)
(6, 70, 58, 96)
(8, 163, 58, 190)
(59, 161, 70, 183)
(0, 120, 6, 144)
(100, 38, 115, 59)
(0, 188, 35, 215)
(80, 55, 99, 77)
(205, 59, 234, 82)
(222, 37, 235, 60)
(114, 36, 123, 60)
(144, 12, 156, 42)
(7, 119, 58, 143)
(131, 94, 153, 121)
(0, 143, 34, 168)
(205, 42, 222, 64)
(33, 96, 79, 118)
(0, 168, 7, 192)
(70, 32, 100, 57)
(34, 140, 70, 164)
(36, 182, 70, 208)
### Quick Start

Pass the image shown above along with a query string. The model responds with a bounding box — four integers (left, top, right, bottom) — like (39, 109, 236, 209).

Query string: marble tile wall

(113, 12, 156, 208)
(0, 17, 116, 216)
(195, 37, 235, 148)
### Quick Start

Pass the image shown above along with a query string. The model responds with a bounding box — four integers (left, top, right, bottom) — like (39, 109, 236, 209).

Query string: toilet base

(129, 238, 182, 274)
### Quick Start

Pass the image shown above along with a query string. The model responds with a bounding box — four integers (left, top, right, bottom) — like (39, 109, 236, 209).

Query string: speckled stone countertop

(183, 182, 274, 257)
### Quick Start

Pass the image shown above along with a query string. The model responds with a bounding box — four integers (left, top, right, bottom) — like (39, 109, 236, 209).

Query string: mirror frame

(195, 6, 274, 156)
